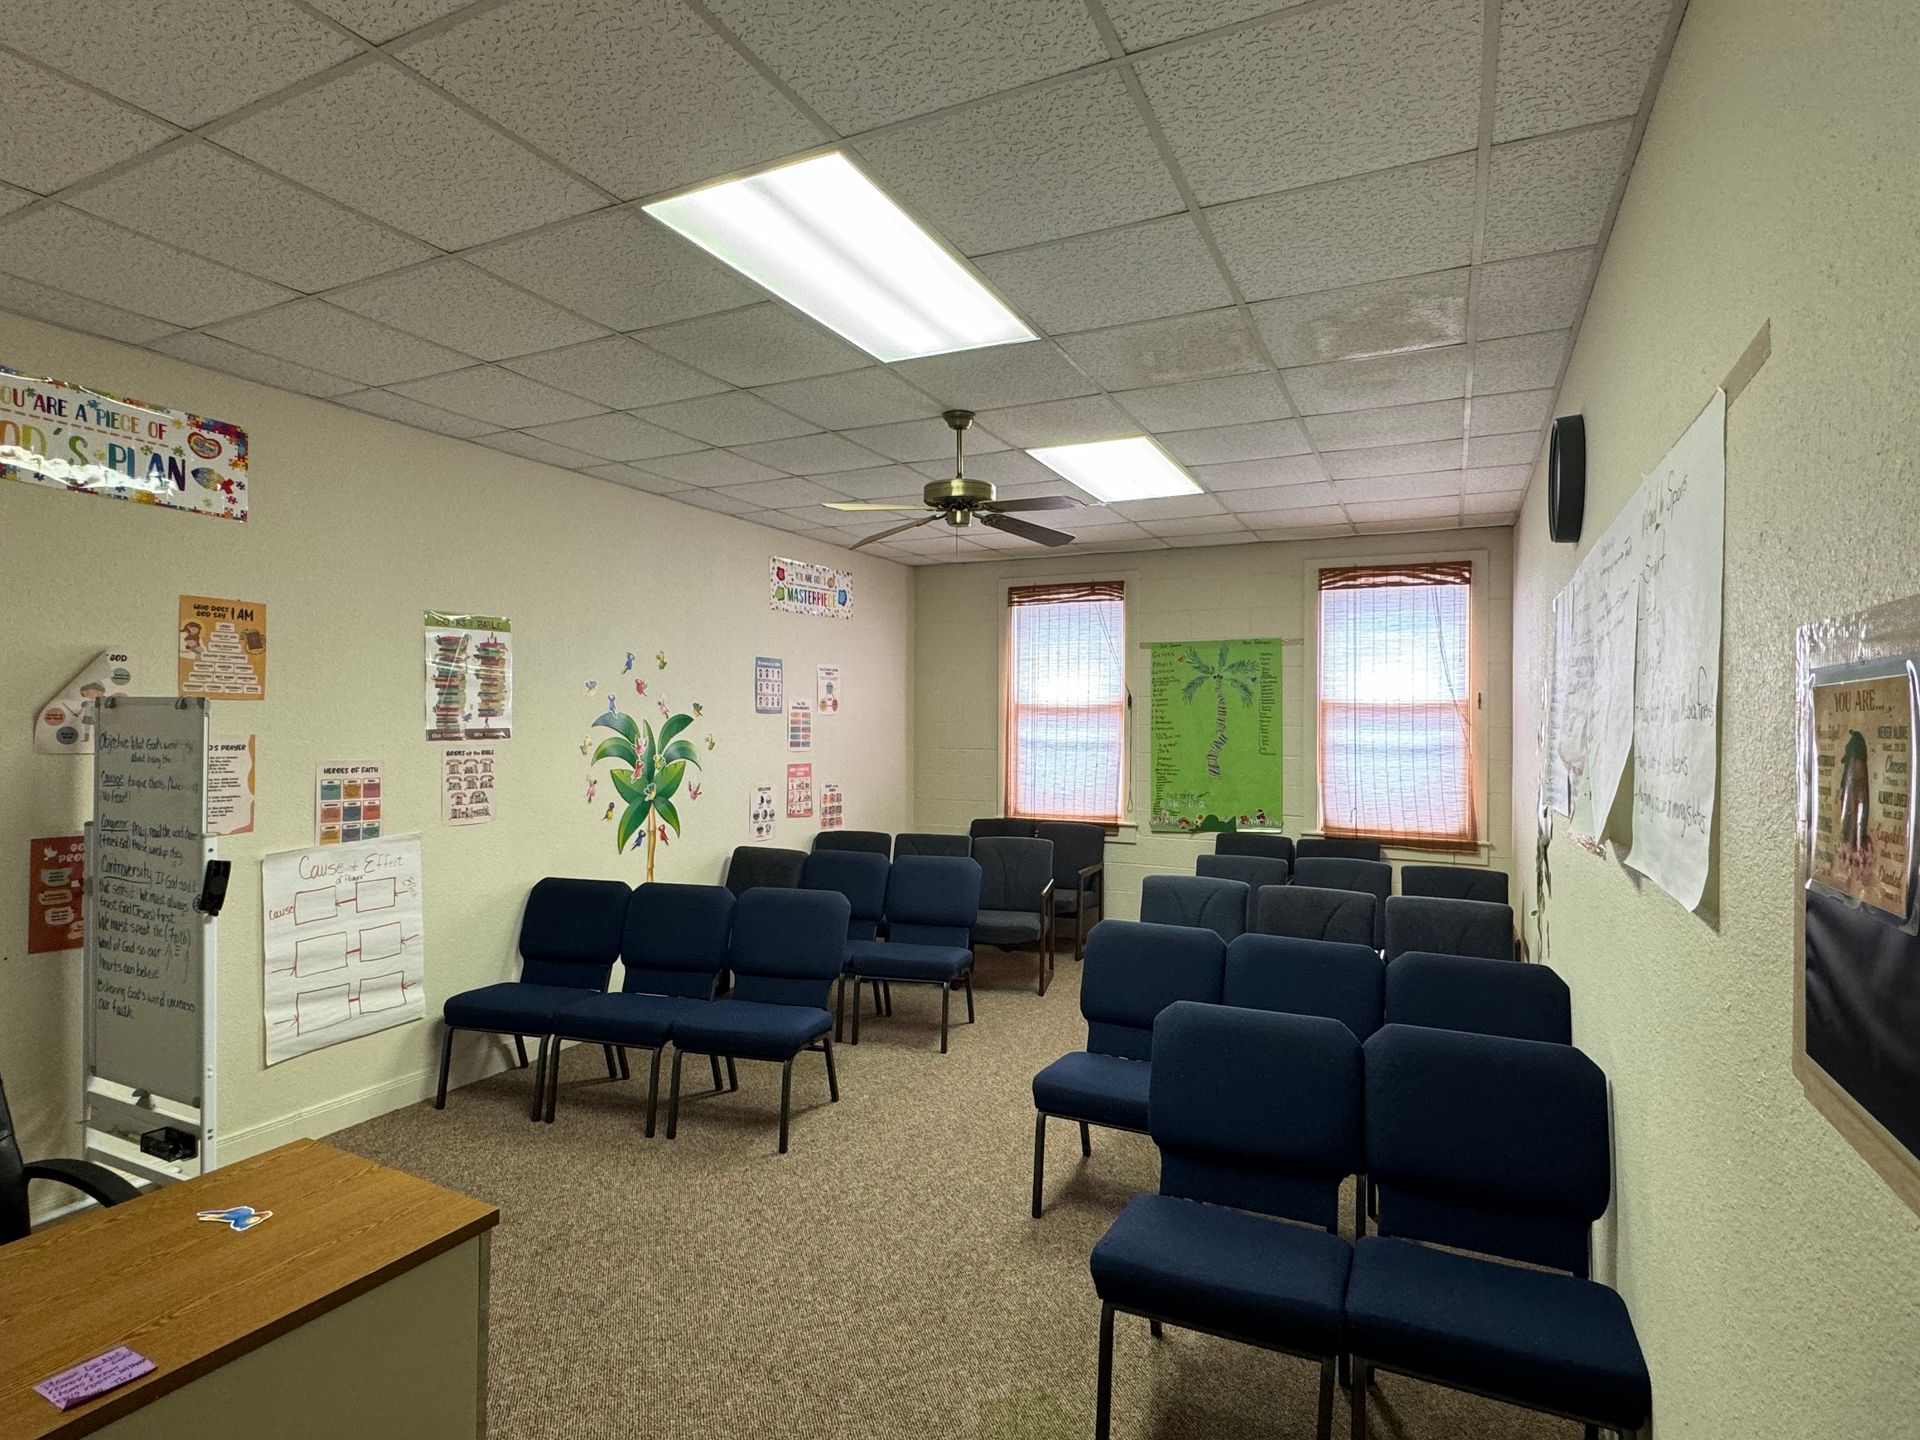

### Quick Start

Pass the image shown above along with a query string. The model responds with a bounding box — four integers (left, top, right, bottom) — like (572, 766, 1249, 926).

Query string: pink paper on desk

(33, 1347, 154, 1410)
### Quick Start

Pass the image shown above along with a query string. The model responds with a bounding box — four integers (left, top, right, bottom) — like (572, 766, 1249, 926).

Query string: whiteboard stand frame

(82, 696, 219, 1186)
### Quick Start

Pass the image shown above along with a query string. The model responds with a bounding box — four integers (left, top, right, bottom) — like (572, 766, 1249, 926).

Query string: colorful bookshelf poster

(750, 784, 776, 841)
(754, 656, 783, 714)
(788, 699, 812, 750)
(424, 611, 512, 741)
(208, 736, 256, 837)
(2, 365, 248, 521)
(27, 834, 85, 955)
(817, 665, 841, 714)
(442, 746, 497, 827)
(787, 763, 814, 818)
(820, 783, 844, 829)
(770, 556, 853, 619)
(315, 760, 383, 846)
(178, 595, 267, 700)
(35, 650, 134, 755)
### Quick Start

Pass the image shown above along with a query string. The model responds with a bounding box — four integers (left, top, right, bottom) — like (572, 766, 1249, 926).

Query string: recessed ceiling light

(643, 153, 1035, 364)
(1027, 437, 1203, 503)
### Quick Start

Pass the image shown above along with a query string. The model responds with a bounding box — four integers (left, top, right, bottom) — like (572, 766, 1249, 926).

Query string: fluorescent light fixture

(643, 153, 1034, 363)
(1027, 437, 1203, 503)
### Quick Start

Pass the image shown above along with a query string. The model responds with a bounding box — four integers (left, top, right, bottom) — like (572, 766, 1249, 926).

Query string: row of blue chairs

(1087, 1003, 1650, 1440)
(1144, 872, 1516, 958)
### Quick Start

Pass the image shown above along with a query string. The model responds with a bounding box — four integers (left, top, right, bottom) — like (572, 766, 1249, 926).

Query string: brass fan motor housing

(924, 476, 993, 525)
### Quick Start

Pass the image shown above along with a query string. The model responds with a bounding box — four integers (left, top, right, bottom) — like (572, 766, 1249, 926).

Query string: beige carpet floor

(334, 949, 1586, 1440)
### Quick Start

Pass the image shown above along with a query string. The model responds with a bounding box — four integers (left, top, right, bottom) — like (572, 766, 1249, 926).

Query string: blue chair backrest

(728, 889, 851, 1008)
(1294, 857, 1392, 946)
(1080, 920, 1225, 1061)
(969, 817, 1037, 840)
(1139, 873, 1248, 942)
(974, 835, 1053, 911)
(1401, 864, 1510, 905)
(1386, 953, 1571, 1045)
(812, 829, 892, 858)
(1224, 933, 1385, 1040)
(1215, 830, 1294, 867)
(801, 850, 889, 941)
(1384, 895, 1514, 961)
(620, 883, 734, 999)
(1297, 836, 1384, 861)
(1253, 884, 1376, 947)
(894, 832, 971, 858)
(1365, 1024, 1609, 1277)
(884, 856, 981, 947)
(725, 845, 806, 897)
(517, 877, 630, 988)
(1195, 852, 1289, 895)
(1151, 1001, 1363, 1231)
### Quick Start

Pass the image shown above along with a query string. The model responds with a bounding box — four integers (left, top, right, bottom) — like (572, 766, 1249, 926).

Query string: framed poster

(1808, 659, 1917, 923)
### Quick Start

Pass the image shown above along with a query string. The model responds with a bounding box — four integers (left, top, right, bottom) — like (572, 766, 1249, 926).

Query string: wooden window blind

(1004, 581, 1126, 824)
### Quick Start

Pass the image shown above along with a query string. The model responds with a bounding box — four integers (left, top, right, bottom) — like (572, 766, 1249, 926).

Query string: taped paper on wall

(35, 650, 134, 755)
(817, 665, 841, 714)
(425, 612, 512, 741)
(820, 783, 843, 829)
(754, 656, 783, 714)
(208, 736, 256, 836)
(178, 596, 266, 700)
(27, 834, 85, 955)
(750, 784, 776, 841)
(315, 760, 382, 846)
(787, 763, 813, 818)
(788, 699, 812, 750)
(442, 746, 496, 826)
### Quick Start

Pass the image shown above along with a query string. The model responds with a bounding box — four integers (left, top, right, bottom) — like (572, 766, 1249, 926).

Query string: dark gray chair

(1253, 885, 1376, 948)
(724, 845, 806, 897)
(1139, 874, 1249, 943)
(1196, 854, 1289, 928)
(970, 817, 1038, 840)
(1296, 837, 1384, 862)
(1401, 865, 1510, 906)
(1384, 896, 1515, 962)
(1386, 953, 1570, 1045)
(812, 830, 891, 858)
(1216, 831, 1295, 868)
(895, 832, 971, 858)
(1036, 821, 1105, 963)
(972, 835, 1056, 995)
(1293, 857, 1393, 949)
(3, 1075, 137, 1245)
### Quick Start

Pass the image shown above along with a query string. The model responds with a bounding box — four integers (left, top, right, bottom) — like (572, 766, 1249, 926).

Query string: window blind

(1004, 582, 1126, 824)
(1317, 563, 1477, 848)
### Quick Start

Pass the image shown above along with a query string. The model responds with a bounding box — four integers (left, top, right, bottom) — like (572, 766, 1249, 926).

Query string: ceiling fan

(825, 409, 1082, 550)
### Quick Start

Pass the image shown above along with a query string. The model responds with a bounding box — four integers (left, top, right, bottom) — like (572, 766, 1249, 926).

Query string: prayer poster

(817, 665, 841, 714)
(35, 650, 134, 755)
(315, 760, 383, 846)
(178, 596, 266, 700)
(787, 763, 813, 818)
(208, 736, 256, 837)
(425, 612, 512, 741)
(755, 656, 784, 714)
(788, 699, 812, 750)
(27, 835, 84, 955)
(1148, 639, 1284, 833)
(1810, 666, 1915, 920)
(770, 556, 852, 619)
(442, 746, 496, 827)
(750, 784, 776, 841)
(821, 783, 844, 829)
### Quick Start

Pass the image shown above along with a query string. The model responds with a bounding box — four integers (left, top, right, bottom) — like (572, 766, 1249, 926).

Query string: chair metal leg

(616, 1046, 631, 1081)
(644, 1048, 664, 1137)
(1148, 1318, 1162, 1338)
(602, 1044, 620, 1079)
(529, 1034, 552, 1122)
(1583, 1428, 1599, 1440)
(1036, 941, 1047, 996)
(666, 1046, 686, 1139)
(939, 983, 951, 1054)
(851, 977, 864, 1045)
(778, 1057, 794, 1154)
(434, 1028, 455, 1109)
(1316, 1358, 1335, 1440)
(708, 1053, 724, 1092)
(1080, 1120, 1092, 1157)
(964, 971, 976, 1023)
(823, 1036, 840, 1102)
(834, 975, 847, 1042)
(514, 1034, 529, 1068)
(1031, 1112, 1047, 1218)
(1350, 1355, 1367, 1440)
(881, 981, 893, 1016)
(726, 1057, 738, 1091)
(1095, 1303, 1115, 1440)
(543, 1039, 561, 1123)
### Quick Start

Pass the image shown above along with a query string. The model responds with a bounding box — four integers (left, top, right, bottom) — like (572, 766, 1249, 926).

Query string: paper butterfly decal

(688, 784, 702, 801)
(606, 697, 617, 713)
(655, 651, 667, 669)
(655, 823, 671, 846)
(580, 738, 592, 755)
(586, 779, 597, 803)
(704, 734, 715, 750)
(635, 679, 647, 696)
(197, 1206, 272, 1232)
(623, 652, 634, 673)
(691, 702, 703, 717)
(657, 700, 670, 716)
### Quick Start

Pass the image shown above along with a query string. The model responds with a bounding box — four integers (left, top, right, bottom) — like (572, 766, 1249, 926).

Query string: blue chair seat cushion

(845, 940, 973, 982)
(1345, 1237, 1652, 1429)
(974, 908, 1042, 944)
(1031, 1052, 1150, 1131)
(1090, 1195, 1351, 1353)
(443, 982, 596, 1032)
(670, 999, 832, 1060)
(549, 991, 693, 1047)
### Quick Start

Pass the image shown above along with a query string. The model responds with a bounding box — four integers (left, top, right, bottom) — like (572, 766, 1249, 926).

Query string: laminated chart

(424, 611, 512, 741)
(821, 783, 843, 829)
(262, 835, 425, 1064)
(178, 596, 266, 700)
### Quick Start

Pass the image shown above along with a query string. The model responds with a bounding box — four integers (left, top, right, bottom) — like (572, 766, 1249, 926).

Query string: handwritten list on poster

(1579, 503, 1641, 838)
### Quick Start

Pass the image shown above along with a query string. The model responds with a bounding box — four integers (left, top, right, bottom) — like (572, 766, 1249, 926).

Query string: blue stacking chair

(1384, 895, 1515, 961)
(894, 832, 971, 858)
(1401, 864, 1510, 905)
(541, 883, 735, 1132)
(1293, 857, 1393, 949)
(1223, 934, 1384, 1042)
(1029, 920, 1224, 1218)
(842, 856, 982, 1053)
(1215, 830, 1295, 868)
(436, 877, 629, 1121)
(1253, 884, 1376, 947)
(667, 888, 850, 1154)
(812, 829, 892, 858)
(1195, 853, 1289, 927)
(1297, 836, 1383, 861)
(801, 849, 888, 942)
(1140, 873, 1249, 942)
(1089, 1002, 1363, 1440)
(1386, 953, 1572, 1045)
(1348, 1025, 1651, 1439)
(723, 844, 806, 896)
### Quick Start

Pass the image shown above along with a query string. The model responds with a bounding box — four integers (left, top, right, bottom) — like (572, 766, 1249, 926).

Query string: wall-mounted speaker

(1547, 414, 1586, 544)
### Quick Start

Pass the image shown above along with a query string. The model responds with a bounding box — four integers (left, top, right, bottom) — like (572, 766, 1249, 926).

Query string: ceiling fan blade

(824, 501, 931, 511)
(982, 495, 1081, 513)
(850, 512, 942, 550)
(981, 511, 1075, 547)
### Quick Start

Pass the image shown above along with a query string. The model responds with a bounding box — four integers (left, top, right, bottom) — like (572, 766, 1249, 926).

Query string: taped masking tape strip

(1722, 319, 1772, 405)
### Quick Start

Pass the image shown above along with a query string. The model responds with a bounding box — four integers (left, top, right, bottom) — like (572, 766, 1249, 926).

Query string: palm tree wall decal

(1179, 643, 1260, 779)
(590, 707, 700, 882)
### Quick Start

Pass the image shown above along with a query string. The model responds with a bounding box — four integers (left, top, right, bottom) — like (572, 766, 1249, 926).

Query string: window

(1317, 563, 1477, 847)
(1004, 582, 1126, 824)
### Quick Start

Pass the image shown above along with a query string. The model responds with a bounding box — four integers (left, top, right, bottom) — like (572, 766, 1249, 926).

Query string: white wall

(1, 314, 913, 1203)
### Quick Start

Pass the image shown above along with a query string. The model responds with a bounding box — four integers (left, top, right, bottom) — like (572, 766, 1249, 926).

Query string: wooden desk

(0, 1139, 498, 1439)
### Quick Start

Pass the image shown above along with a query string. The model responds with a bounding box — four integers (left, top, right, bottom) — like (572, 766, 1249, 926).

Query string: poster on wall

(178, 596, 267, 700)
(35, 650, 135, 755)
(1, 365, 249, 521)
(754, 656, 783, 714)
(208, 736, 256, 836)
(442, 746, 496, 826)
(1147, 639, 1284, 833)
(425, 612, 512, 741)
(787, 763, 813, 818)
(1545, 588, 1576, 815)
(1576, 500, 1641, 840)
(750, 785, 776, 841)
(315, 760, 383, 845)
(261, 835, 425, 1065)
(820, 783, 844, 829)
(788, 699, 812, 750)
(27, 835, 84, 955)
(1808, 663, 1916, 921)
(817, 665, 841, 714)
(770, 556, 853, 619)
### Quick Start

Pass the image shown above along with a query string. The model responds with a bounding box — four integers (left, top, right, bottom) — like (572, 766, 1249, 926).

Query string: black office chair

(2, 1076, 138, 1245)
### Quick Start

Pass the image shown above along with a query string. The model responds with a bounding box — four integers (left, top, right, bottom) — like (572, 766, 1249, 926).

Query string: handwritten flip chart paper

(1545, 588, 1575, 815)
(28, 835, 85, 955)
(262, 835, 425, 1065)
(1579, 502, 1642, 838)
(36, 650, 134, 755)
(1625, 390, 1726, 909)
(207, 737, 256, 836)
(178, 596, 266, 700)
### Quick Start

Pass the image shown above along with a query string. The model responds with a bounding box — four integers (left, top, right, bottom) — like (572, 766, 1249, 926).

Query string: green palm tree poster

(1149, 639, 1283, 834)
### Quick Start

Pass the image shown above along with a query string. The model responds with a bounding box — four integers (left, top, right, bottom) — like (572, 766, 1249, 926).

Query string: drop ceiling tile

(1469, 389, 1554, 436)
(6, 0, 356, 128)
(1140, 515, 1250, 538)
(893, 341, 1096, 410)
(389, 366, 607, 427)
(800, 503, 882, 529)
(751, 368, 934, 430)
(0, 207, 294, 328)
(1473, 331, 1570, 393)
(1243, 503, 1351, 528)
(1139, 0, 1482, 205)
(209, 300, 470, 385)
(1474, 250, 1593, 341)
(334, 387, 494, 438)
(1463, 465, 1533, 494)
(809, 465, 929, 501)
(910, 450, 1054, 485)
(0, 185, 33, 220)
(1102, 0, 1307, 51)
(1160, 420, 1312, 466)
(976, 216, 1231, 334)
(0, 273, 175, 345)
(729, 432, 886, 476)
(1345, 496, 1462, 524)
(474, 429, 603, 470)
(1283, 347, 1468, 415)
(1058, 309, 1266, 390)
(1075, 536, 1172, 553)
(1220, 485, 1341, 515)
(583, 462, 693, 496)
(1323, 439, 1465, 480)
(974, 395, 1136, 448)
(469, 211, 757, 331)
(1209, 154, 1478, 300)
(330, 259, 606, 360)
(305, 0, 475, 43)
(397, 0, 818, 200)
(671, 486, 767, 515)
(638, 304, 868, 388)
(1109, 494, 1227, 521)
(149, 332, 360, 398)
(1109, 373, 1290, 431)
(709, 0, 1104, 132)
(842, 417, 1010, 463)
(1484, 123, 1633, 261)
(1251, 269, 1469, 367)
(636, 448, 788, 487)
(522, 412, 704, 463)
(1494, 0, 1675, 142)
(1250, 519, 1355, 540)
(1049, 504, 1136, 530)
(1303, 398, 1465, 450)
(713, 477, 844, 510)
(1192, 455, 1327, 491)
(1333, 472, 1465, 504)
(498, 337, 726, 411)
(214, 59, 605, 250)
(1465, 430, 1542, 469)
(1463, 489, 1526, 517)
(856, 72, 1182, 255)
(631, 391, 816, 446)
(0, 51, 174, 193)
